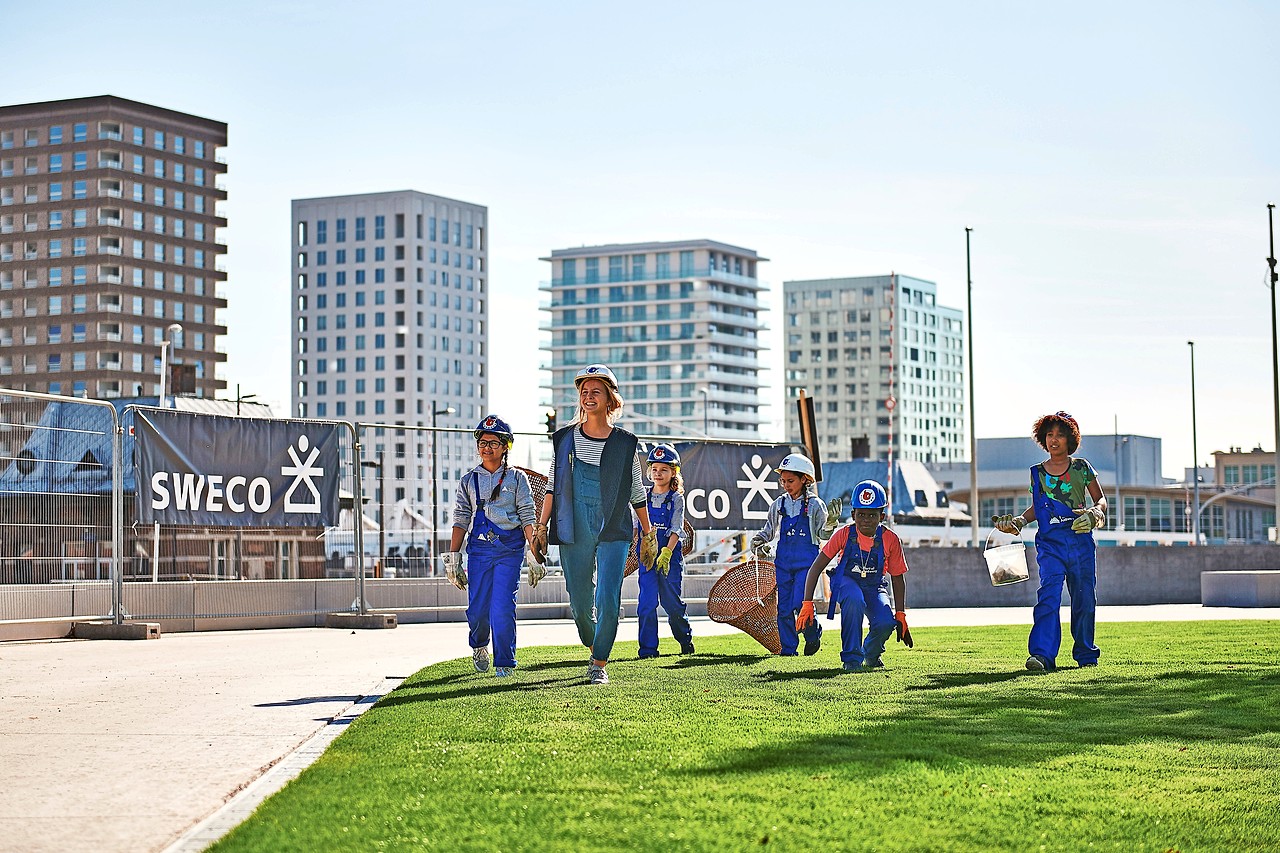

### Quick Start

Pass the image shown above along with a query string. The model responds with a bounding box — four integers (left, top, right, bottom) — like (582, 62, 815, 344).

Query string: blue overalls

(829, 526, 897, 667)
(775, 497, 822, 656)
(636, 489, 693, 657)
(1028, 466, 1100, 668)
(464, 471, 526, 670)
(558, 458, 631, 662)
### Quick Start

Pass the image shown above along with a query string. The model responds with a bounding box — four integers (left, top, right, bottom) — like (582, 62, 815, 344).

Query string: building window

(375, 215, 385, 239)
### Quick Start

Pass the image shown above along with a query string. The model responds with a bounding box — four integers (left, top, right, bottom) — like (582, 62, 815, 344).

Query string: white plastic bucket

(983, 532, 1030, 586)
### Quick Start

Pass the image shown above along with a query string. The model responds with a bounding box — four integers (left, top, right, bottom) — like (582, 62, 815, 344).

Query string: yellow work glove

(639, 528, 659, 569)
(655, 546, 674, 575)
(992, 514, 1026, 535)
(1072, 506, 1104, 533)
(820, 498, 843, 539)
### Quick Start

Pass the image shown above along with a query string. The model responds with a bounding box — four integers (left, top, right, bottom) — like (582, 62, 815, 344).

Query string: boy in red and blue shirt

(797, 479, 912, 671)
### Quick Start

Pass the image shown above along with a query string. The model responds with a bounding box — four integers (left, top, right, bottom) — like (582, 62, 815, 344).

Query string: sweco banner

(134, 410, 341, 527)
(657, 442, 793, 529)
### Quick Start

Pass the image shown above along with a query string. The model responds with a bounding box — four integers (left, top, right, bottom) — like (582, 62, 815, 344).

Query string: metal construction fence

(1, 390, 769, 635)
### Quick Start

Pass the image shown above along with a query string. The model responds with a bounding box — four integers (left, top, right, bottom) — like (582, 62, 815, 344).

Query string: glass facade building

(541, 239, 768, 437)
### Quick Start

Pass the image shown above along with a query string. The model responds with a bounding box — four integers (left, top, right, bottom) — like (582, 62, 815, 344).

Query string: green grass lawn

(211, 621, 1280, 853)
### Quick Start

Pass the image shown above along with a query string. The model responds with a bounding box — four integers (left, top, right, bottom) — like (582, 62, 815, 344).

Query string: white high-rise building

(291, 190, 488, 534)
(783, 274, 965, 464)
(541, 239, 768, 438)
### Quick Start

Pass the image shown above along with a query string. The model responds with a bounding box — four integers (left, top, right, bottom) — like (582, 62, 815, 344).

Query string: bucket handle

(985, 528, 1025, 550)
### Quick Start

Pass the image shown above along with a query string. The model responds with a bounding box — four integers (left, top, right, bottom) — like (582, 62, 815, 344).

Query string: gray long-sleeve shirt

(750, 487, 827, 548)
(452, 464, 538, 532)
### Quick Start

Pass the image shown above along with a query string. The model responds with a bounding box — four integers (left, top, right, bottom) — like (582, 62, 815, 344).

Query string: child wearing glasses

(443, 415, 538, 678)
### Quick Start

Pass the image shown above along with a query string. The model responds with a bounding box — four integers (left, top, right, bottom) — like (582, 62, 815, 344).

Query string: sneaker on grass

(495, 666, 515, 678)
(472, 646, 491, 673)
(680, 641, 696, 655)
(1025, 654, 1055, 673)
(587, 662, 609, 685)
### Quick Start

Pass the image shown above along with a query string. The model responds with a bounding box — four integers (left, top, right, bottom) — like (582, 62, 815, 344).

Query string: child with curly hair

(994, 411, 1107, 672)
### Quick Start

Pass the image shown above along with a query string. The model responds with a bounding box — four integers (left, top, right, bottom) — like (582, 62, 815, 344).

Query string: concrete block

(71, 620, 162, 640)
(324, 611, 398, 630)
(1201, 571, 1280, 607)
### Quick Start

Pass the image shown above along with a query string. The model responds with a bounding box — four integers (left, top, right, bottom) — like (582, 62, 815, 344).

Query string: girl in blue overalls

(994, 411, 1107, 672)
(443, 415, 538, 678)
(636, 443, 695, 658)
(797, 479, 913, 671)
(750, 453, 827, 656)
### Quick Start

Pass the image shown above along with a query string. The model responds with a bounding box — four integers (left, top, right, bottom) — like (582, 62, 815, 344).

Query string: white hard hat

(777, 453, 815, 479)
(574, 364, 619, 391)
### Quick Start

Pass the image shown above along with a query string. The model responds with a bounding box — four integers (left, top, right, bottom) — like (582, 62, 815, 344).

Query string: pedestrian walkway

(1, 605, 1276, 853)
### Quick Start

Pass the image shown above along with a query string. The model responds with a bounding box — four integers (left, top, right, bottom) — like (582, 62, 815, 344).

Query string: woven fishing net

(516, 467, 548, 508)
(706, 557, 781, 654)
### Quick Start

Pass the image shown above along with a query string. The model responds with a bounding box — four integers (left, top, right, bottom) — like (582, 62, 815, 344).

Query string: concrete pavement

(1, 605, 1277, 853)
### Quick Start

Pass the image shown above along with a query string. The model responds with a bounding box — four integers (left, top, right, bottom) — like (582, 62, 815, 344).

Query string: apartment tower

(542, 239, 768, 438)
(291, 190, 488, 533)
(783, 274, 965, 464)
(0, 95, 228, 398)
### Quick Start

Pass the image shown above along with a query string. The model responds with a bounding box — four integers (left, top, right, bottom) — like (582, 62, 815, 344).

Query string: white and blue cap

(646, 443, 681, 467)
(574, 363, 619, 391)
(853, 479, 888, 510)
(474, 414, 514, 445)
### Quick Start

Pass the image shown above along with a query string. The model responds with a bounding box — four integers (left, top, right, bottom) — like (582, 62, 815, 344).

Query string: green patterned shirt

(1032, 458, 1097, 510)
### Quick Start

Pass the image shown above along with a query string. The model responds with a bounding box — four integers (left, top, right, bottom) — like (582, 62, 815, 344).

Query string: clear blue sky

(9, 1, 1278, 478)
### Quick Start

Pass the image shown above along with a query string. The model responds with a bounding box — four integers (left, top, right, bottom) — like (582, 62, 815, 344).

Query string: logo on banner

(687, 453, 779, 521)
(736, 454, 778, 520)
(282, 434, 325, 513)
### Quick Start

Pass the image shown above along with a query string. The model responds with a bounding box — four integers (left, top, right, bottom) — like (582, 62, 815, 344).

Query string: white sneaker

(587, 662, 609, 685)
(472, 646, 491, 673)
(495, 666, 515, 678)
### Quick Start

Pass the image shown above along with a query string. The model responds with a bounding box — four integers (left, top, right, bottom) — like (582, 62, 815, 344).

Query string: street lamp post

(1267, 203, 1279, 543)
(697, 387, 709, 436)
(360, 454, 384, 577)
(153, 323, 181, 582)
(965, 227, 978, 547)
(429, 403, 456, 574)
(1189, 341, 1200, 544)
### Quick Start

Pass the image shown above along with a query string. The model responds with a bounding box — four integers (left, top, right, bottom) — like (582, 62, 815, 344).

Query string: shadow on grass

(660, 653, 772, 669)
(682, 668, 1280, 779)
(905, 670, 1034, 690)
(753, 668, 845, 682)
